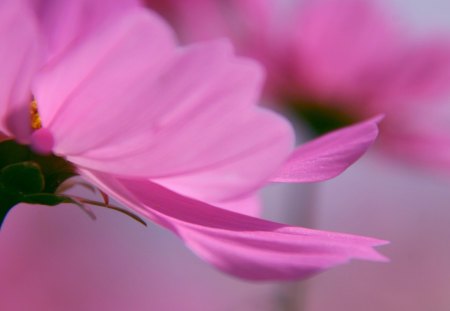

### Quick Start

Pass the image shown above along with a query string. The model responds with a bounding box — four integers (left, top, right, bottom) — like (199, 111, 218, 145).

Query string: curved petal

(0, 0, 42, 143)
(62, 44, 293, 184)
(81, 170, 387, 281)
(148, 108, 293, 202)
(144, 0, 232, 43)
(28, 0, 141, 60)
(216, 194, 262, 217)
(33, 8, 176, 129)
(272, 116, 381, 183)
(33, 8, 294, 201)
(145, 0, 297, 95)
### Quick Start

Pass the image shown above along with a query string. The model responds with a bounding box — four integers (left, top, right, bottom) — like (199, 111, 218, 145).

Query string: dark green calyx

(0, 140, 77, 227)
(1, 162, 45, 194)
(287, 98, 357, 137)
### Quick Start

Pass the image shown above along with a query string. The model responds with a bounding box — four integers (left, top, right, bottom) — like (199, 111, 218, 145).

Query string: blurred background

(1, 0, 450, 310)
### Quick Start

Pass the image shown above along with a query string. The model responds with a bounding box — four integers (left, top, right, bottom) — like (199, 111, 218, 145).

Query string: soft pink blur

(1, 0, 388, 283)
(302, 2, 450, 309)
(303, 153, 450, 311)
(144, 0, 450, 173)
(0, 193, 281, 311)
(2, 0, 450, 309)
(140, 1, 450, 309)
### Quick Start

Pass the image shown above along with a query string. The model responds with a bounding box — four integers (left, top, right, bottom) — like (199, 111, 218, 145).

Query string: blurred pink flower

(145, 0, 450, 171)
(0, 0, 385, 281)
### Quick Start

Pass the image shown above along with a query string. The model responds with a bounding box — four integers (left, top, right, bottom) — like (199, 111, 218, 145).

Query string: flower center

(1, 102, 146, 227)
(30, 99, 42, 130)
(29, 99, 54, 155)
(0, 138, 146, 228)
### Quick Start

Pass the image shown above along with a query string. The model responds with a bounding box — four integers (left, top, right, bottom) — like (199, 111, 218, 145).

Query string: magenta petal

(216, 194, 262, 217)
(272, 116, 382, 183)
(145, 0, 232, 43)
(0, 0, 42, 142)
(29, 0, 140, 60)
(33, 8, 176, 130)
(82, 170, 387, 281)
(148, 106, 294, 202)
(34, 7, 294, 202)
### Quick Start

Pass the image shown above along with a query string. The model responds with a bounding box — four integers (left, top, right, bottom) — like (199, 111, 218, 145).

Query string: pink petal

(82, 170, 387, 281)
(145, 0, 296, 95)
(29, 0, 140, 60)
(0, 0, 42, 142)
(144, 0, 233, 43)
(33, 8, 176, 128)
(216, 195, 262, 217)
(272, 116, 381, 183)
(34, 8, 294, 202)
(148, 106, 293, 202)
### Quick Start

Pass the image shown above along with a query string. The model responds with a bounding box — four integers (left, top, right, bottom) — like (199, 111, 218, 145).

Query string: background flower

(144, 0, 450, 175)
(302, 1, 450, 310)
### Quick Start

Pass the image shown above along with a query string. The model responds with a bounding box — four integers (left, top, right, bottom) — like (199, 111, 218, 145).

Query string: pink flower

(145, 0, 450, 171)
(0, 0, 385, 280)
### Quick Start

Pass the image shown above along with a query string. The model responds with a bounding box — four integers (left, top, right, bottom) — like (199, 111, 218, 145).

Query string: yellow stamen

(30, 99, 42, 130)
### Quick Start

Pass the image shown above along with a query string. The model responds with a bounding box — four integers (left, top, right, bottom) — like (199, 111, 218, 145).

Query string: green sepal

(21, 193, 81, 207)
(0, 140, 78, 227)
(0, 140, 77, 193)
(0, 140, 30, 168)
(34, 154, 77, 193)
(0, 162, 45, 194)
(0, 192, 81, 228)
(0, 190, 21, 228)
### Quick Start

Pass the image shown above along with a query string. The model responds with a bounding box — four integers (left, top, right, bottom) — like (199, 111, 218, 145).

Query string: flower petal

(64, 44, 292, 185)
(272, 116, 381, 183)
(145, 0, 232, 43)
(82, 170, 387, 281)
(216, 194, 262, 217)
(147, 107, 293, 202)
(34, 8, 294, 202)
(29, 0, 140, 60)
(33, 8, 176, 129)
(0, 0, 42, 142)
